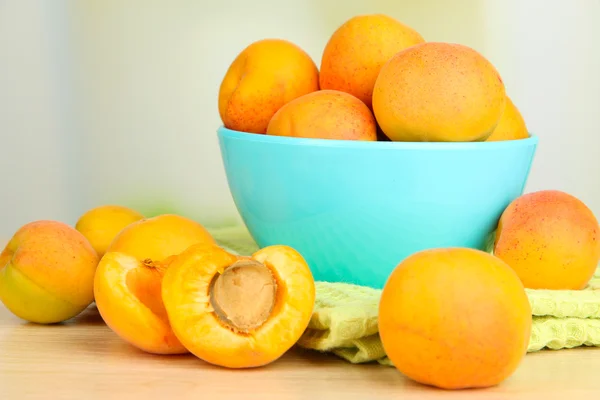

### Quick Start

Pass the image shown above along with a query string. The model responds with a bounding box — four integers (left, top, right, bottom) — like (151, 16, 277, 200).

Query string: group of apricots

(0, 13, 599, 393)
(0, 188, 598, 390)
(0, 206, 317, 368)
(218, 13, 528, 143)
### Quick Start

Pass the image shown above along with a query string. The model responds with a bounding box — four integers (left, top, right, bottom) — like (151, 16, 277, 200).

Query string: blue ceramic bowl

(217, 126, 538, 289)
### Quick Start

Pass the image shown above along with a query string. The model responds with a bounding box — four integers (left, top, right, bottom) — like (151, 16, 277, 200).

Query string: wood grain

(1, 304, 600, 399)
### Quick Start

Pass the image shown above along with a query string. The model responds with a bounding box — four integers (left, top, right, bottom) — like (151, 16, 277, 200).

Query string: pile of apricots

(218, 13, 528, 143)
(0, 188, 598, 390)
(0, 13, 599, 393)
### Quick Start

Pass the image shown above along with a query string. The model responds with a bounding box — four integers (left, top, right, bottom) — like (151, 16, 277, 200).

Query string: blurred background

(1, 0, 599, 237)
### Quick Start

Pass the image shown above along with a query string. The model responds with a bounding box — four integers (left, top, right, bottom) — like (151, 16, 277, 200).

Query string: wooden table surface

(1, 303, 599, 400)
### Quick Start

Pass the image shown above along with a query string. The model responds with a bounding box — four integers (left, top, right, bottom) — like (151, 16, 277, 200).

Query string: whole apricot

(0, 220, 99, 324)
(93, 214, 216, 354)
(266, 89, 377, 141)
(379, 247, 531, 390)
(494, 190, 600, 290)
(320, 14, 425, 109)
(75, 204, 144, 257)
(372, 42, 506, 142)
(485, 96, 529, 141)
(162, 243, 316, 368)
(218, 38, 319, 134)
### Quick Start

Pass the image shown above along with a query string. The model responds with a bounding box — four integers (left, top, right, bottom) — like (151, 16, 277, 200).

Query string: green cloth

(210, 225, 600, 365)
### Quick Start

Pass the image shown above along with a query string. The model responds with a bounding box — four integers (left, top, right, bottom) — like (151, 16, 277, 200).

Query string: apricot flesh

(0, 220, 99, 324)
(320, 14, 425, 109)
(379, 247, 532, 390)
(372, 42, 506, 142)
(75, 204, 144, 257)
(93, 214, 216, 354)
(218, 38, 319, 134)
(162, 243, 316, 368)
(266, 89, 377, 141)
(494, 190, 600, 290)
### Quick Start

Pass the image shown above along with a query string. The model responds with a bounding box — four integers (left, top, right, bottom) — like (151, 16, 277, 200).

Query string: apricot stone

(162, 243, 316, 368)
(266, 89, 377, 141)
(320, 14, 425, 109)
(379, 247, 532, 390)
(75, 204, 144, 257)
(494, 190, 600, 290)
(0, 220, 99, 324)
(372, 42, 506, 142)
(485, 96, 529, 141)
(218, 38, 319, 134)
(93, 214, 216, 354)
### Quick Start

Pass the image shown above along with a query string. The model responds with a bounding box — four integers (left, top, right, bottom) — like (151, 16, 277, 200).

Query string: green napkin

(209, 225, 600, 365)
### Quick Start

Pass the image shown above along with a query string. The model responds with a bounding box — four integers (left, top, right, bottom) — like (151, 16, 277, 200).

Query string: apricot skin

(75, 204, 144, 257)
(218, 38, 319, 134)
(0, 220, 99, 324)
(266, 89, 377, 141)
(93, 214, 216, 354)
(486, 97, 529, 141)
(320, 14, 425, 109)
(372, 42, 506, 142)
(378, 248, 531, 390)
(162, 243, 316, 368)
(494, 190, 600, 290)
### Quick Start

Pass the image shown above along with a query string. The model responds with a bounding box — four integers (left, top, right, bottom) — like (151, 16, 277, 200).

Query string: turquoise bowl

(217, 126, 538, 289)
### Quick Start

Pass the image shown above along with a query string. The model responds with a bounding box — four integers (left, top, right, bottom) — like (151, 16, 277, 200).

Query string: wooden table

(1, 304, 599, 399)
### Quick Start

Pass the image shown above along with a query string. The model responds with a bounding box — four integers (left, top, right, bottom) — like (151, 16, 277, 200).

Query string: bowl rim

(217, 125, 539, 150)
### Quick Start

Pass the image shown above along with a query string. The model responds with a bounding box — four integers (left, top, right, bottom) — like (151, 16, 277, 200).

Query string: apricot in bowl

(162, 242, 316, 368)
(217, 126, 538, 288)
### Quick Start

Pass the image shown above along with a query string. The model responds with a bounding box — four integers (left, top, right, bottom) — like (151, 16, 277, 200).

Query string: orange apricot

(379, 247, 532, 390)
(320, 14, 425, 109)
(485, 96, 529, 141)
(266, 89, 377, 141)
(372, 42, 506, 142)
(93, 214, 216, 354)
(494, 190, 600, 290)
(75, 204, 144, 257)
(218, 38, 319, 134)
(161, 243, 316, 368)
(0, 220, 99, 324)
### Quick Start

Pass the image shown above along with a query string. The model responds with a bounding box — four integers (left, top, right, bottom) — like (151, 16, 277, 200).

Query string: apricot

(93, 214, 216, 354)
(162, 242, 315, 368)
(486, 96, 529, 141)
(494, 190, 600, 290)
(75, 204, 144, 257)
(378, 248, 532, 390)
(372, 42, 506, 142)
(218, 38, 319, 134)
(266, 89, 377, 141)
(320, 14, 425, 109)
(0, 220, 99, 324)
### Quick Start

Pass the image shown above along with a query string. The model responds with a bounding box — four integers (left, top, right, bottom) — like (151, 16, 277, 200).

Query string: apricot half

(379, 247, 532, 390)
(93, 214, 216, 354)
(162, 243, 316, 368)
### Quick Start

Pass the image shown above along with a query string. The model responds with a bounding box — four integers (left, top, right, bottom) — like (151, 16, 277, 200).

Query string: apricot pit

(210, 259, 277, 332)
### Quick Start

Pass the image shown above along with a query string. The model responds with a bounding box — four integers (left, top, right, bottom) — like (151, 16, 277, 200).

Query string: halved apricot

(93, 214, 216, 354)
(162, 243, 316, 368)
